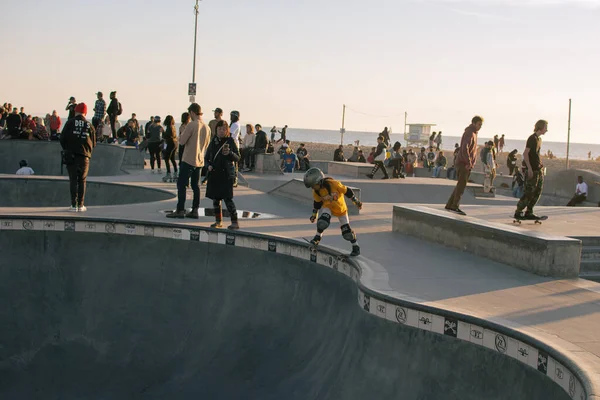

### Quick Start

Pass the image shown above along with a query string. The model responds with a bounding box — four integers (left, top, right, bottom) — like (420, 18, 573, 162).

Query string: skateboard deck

(512, 215, 548, 225)
(483, 169, 493, 193)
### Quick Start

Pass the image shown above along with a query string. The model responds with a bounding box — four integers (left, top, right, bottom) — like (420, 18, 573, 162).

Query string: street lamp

(189, 0, 200, 103)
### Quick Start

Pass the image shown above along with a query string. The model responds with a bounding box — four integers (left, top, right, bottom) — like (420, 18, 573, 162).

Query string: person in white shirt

(242, 124, 256, 171)
(229, 110, 241, 186)
(567, 175, 588, 206)
(16, 160, 34, 175)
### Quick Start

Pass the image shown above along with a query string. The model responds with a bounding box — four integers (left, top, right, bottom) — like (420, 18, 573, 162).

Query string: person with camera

(60, 103, 96, 212)
(205, 120, 241, 230)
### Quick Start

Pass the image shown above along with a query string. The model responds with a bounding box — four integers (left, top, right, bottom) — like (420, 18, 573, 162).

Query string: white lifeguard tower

(404, 123, 437, 148)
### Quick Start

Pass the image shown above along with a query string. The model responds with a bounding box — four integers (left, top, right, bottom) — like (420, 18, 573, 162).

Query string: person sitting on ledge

(333, 145, 346, 162)
(567, 175, 588, 206)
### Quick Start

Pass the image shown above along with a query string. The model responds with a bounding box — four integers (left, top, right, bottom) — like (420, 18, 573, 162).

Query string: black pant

(92, 117, 102, 131)
(176, 162, 200, 211)
(243, 147, 255, 169)
(109, 114, 117, 138)
(66, 155, 90, 207)
(389, 158, 403, 176)
(371, 161, 389, 178)
(164, 141, 177, 174)
(178, 144, 185, 163)
(567, 194, 587, 206)
(148, 142, 162, 170)
(508, 164, 516, 175)
(213, 198, 238, 222)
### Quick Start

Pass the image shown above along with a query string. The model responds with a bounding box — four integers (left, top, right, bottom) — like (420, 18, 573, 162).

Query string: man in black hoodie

(249, 123, 268, 172)
(60, 102, 96, 212)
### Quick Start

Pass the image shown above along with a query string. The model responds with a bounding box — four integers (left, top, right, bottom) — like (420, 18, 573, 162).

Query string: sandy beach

(283, 141, 600, 176)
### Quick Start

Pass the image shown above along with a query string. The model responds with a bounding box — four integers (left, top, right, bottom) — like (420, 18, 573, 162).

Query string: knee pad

(341, 224, 356, 242)
(316, 213, 331, 232)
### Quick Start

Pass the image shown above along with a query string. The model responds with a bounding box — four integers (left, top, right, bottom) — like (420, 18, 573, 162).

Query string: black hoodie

(60, 115, 96, 158)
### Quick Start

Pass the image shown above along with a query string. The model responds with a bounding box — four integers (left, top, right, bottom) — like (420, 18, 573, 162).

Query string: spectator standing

(567, 176, 588, 206)
(435, 131, 443, 151)
(209, 107, 223, 140)
(429, 131, 437, 148)
(445, 116, 483, 215)
(147, 116, 164, 173)
(166, 103, 211, 219)
(179, 112, 190, 163)
(65, 97, 77, 120)
(499, 134, 506, 153)
(92, 92, 106, 131)
(493, 134, 499, 152)
(162, 115, 178, 182)
(276, 125, 288, 144)
(379, 127, 391, 147)
(229, 110, 242, 186)
(106, 91, 121, 139)
(507, 149, 518, 175)
(145, 116, 154, 139)
(204, 120, 241, 229)
(366, 136, 389, 179)
(270, 126, 277, 142)
(242, 124, 255, 171)
(60, 103, 96, 212)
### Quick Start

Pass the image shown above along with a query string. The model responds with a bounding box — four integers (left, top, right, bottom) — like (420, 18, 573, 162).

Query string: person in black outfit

(507, 149, 518, 175)
(356, 150, 366, 163)
(333, 145, 346, 162)
(106, 91, 120, 139)
(366, 136, 389, 179)
(124, 120, 138, 146)
(162, 115, 178, 180)
(65, 97, 77, 120)
(296, 143, 310, 171)
(380, 127, 390, 147)
(389, 141, 405, 178)
(59, 103, 96, 212)
(276, 125, 288, 143)
(205, 120, 241, 230)
(6, 108, 22, 138)
(250, 123, 268, 171)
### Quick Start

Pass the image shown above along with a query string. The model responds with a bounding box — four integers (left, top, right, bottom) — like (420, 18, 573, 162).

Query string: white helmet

(303, 168, 325, 188)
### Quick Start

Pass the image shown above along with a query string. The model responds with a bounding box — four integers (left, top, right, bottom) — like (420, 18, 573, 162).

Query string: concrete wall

(269, 178, 361, 215)
(0, 141, 143, 176)
(392, 205, 582, 278)
(328, 162, 373, 178)
(255, 153, 284, 174)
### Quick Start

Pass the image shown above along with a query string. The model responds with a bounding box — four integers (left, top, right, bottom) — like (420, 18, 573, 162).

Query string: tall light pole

(566, 98, 572, 169)
(189, 0, 200, 103)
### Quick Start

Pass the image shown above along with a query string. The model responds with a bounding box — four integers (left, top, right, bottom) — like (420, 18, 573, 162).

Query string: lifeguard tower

(404, 123, 437, 148)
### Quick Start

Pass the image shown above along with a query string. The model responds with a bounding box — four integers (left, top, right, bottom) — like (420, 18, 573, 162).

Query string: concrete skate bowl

(0, 218, 590, 400)
(537, 169, 600, 206)
(0, 140, 144, 176)
(0, 176, 174, 207)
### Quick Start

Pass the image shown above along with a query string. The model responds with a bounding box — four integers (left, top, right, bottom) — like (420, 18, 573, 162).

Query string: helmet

(303, 168, 324, 188)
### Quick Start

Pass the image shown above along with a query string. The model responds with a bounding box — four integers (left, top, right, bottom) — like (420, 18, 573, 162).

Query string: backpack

(117, 102, 123, 116)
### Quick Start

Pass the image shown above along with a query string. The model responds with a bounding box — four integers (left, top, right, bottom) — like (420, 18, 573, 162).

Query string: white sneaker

(68, 206, 78, 212)
(158, 168, 162, 173)
(151, 169, 155, 174)
(78, 205, 87, 212)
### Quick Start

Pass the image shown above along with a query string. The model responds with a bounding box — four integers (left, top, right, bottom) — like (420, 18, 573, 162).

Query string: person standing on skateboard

(445, 116, 483, 216)
(513, 120, 547, 220)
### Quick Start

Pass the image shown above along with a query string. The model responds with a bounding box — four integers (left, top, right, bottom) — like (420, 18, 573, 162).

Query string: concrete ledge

(122, 146, 144, 170)
(328, 161, 373, 178)
(255, 153, 283, 175)
(392, 205, 581, 278)
(269, 179, 361, 215)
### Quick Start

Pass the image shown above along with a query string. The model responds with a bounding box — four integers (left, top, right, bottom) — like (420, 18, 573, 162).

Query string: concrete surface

(0, 229, 570, 400)
(269, 178, 361, 215)
(255, 153, 284, 174)
(392, 205, 582, 278)
(0, 141, 142, 176)
(0, 176, 174, 207)
(328, 161, 373, 178)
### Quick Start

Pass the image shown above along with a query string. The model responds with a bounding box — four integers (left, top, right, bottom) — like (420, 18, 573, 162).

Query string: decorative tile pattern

(0, 217, 585, 400)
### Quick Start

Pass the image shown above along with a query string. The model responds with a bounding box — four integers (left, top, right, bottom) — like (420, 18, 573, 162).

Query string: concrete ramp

(0, 141, 143, 176)
(269, 178, 361, 215)
(0, 228, 571, 400)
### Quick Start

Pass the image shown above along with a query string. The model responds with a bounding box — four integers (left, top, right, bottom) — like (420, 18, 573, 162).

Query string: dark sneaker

(445, 206, 466, 216)
(228, 221, 240, 230)
(210, 221, 223, 228)
(513, 211, 524, 220)
(185, 208, 199, 219)
(166, 210, 185, 219)
(524, 212, 541, 220)
(350, 245, 361, 257)
(365, 174, 374, 179)
(310, 235, 321, 246)
(382, 176, 389, 180)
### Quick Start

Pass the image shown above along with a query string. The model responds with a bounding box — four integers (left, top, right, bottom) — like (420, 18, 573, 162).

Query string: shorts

(321, 208, 349, 225)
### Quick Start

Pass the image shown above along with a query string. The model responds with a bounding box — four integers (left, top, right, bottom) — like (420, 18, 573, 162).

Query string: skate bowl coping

(0, 176, 175, 207)
(392, 205, 582, 278)
(268, 178, 361, 215)
(0, 140, 144, 176)
(0, 215, 593, 399)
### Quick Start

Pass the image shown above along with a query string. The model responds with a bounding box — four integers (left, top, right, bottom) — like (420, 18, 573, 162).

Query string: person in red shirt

(445, 116, 484, 216)
(50, 110, 61, 140)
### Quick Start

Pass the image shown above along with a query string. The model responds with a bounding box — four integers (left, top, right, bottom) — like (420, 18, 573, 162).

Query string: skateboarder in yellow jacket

(303, 168, 363, 256)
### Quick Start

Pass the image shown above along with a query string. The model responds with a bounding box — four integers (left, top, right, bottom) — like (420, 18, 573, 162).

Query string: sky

(2, 0, 599, 143)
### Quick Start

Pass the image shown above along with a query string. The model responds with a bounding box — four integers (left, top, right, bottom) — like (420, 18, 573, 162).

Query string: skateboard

(483, 169, 493, 193)
(513, 215, 548, 225)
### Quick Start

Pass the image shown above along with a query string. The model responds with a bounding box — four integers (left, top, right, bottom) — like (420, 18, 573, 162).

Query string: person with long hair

(205, 120, 241, 230)
(147, 116, 164, 173)
(179, 112, 190, 164)
(162, 115, 178, 182)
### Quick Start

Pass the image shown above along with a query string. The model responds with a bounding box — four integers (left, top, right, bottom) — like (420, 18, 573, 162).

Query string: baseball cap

(230, 110, 240, 118)
(213, 107, 223, 113)
(74, 103, 87, 115)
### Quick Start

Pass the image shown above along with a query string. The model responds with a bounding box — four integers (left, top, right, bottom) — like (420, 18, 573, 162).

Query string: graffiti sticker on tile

(226, 233, 236, 246)
(363, 293, 370, 312)
(444, 317, 458, 337)
(22, 220, 34, 230)
(65, 221, 76, 231)
(105, 223, 116, 233)
(144, 226, 155, 237)
(537, 351, 548, 375)
(125, 224, 136, 235)
(190, 230, 200, 241)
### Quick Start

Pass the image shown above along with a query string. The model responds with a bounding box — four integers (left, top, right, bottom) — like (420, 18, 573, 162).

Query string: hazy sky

(2, 0, 598, 143)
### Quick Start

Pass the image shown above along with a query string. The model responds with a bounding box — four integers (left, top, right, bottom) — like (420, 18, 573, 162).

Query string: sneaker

(210, 221, 223, 228)
(77, 205, 87, 212)
(350, 245, 361, 257)
(310, 235, 321, 246)
(445, 206, 466, 216)
(166, 210, 185, 219)
(382, 176, 389, 180)
(365, 174, 374, 179)
(228, 221, 240, 230)
(68, 206, 78, 212)
(524, 212, 541, 220)
(513, 211, 524, 220)
(151, 169, 155, 174)
(185, 208, 199, 219)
